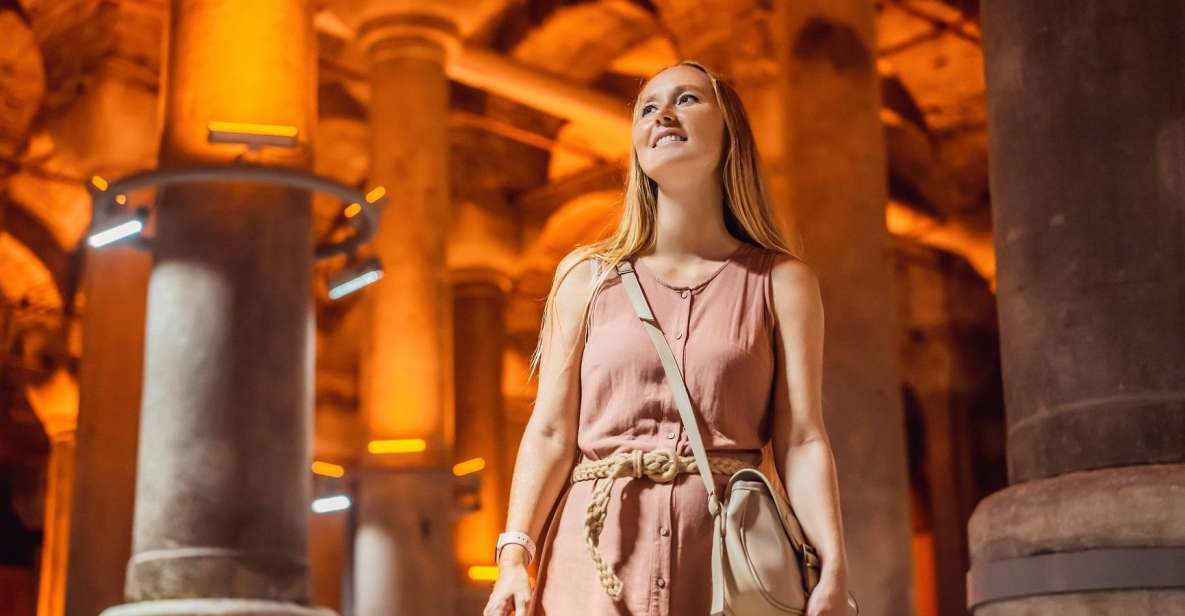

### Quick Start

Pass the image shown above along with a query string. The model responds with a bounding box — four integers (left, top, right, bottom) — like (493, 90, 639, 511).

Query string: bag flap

(726, 467, 816, 564)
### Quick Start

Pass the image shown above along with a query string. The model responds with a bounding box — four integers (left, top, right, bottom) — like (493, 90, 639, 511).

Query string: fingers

(514, 592, 529, 615)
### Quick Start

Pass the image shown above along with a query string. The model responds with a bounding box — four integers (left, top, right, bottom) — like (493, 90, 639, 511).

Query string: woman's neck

(650, 177, 740, 259)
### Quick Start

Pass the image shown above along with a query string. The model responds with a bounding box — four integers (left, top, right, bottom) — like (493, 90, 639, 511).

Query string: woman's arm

(497, 251, 594, 567)
(768, 255, 850, 587)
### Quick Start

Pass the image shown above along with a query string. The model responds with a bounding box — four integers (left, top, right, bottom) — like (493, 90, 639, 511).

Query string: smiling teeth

(656, 134, 686, 146)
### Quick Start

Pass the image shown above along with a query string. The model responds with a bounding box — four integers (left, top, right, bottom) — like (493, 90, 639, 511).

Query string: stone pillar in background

(101, 1, 329, 615)
(64, 246, 148, 616)
(452, 268, 511, 613)
(777, 2, 915, 613)
(969, 3, 1185, 614)
(651, 2, 914, 611)
(25, 368, 78, 616)
(350, 11, 459, 615)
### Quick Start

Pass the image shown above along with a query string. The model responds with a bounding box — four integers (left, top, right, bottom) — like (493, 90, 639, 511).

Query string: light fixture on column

(327, 256, 384, 300)
(86, 167, 389, 297)
(207, 120, 299, 149)
(86, 176, 147, 248)
(367, 438, 427, 454)
(311, 494, 351, 514)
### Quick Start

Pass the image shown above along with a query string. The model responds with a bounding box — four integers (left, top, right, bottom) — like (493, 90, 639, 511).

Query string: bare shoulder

(550, 249, 599, 323)
(768, 253, 823, 322)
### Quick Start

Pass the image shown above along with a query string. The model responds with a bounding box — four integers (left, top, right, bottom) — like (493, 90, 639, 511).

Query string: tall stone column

(452, 269, 511, 613)
(650, 2, 914, 611)
(65, 246, 148, 616)
(100, 1, 329, 615)
(351, 12, 459, 615)
(968, 3, 1185, 614)
(776, 2, 914, 614)
(26, 369, 79, 616)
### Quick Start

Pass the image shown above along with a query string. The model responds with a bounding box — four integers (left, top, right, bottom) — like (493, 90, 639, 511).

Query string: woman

(483, 61, 852, 616)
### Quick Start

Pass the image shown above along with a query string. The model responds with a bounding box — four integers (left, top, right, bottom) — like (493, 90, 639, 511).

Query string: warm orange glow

(115, 194, 128, 205)
(161, 1, 314, 163)
(344, 202, 362, 218)
(368, 438, 427, 455)
(452, 457, 486, 477)
(310, 461, 345, 478)
(207, 120, 299, 139)
(91, 176, 108, 191)
(468, 565, 499, 581)
(365, 186, 386, 203)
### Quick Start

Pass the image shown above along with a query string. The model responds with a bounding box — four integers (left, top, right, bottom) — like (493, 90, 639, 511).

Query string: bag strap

(614, 260, 722, 517)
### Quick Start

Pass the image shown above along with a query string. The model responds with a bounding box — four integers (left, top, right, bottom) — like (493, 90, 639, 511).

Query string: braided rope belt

(570, 448, 755, 599)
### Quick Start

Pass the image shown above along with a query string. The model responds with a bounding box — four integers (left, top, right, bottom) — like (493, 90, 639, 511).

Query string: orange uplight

(452, 457, 486, 477)
(365, 186, 386, 203)
(468, 565, 499, 581)
(368, 438, 427, 455)
(344, 203, 362, 218)
(91, 176, 108, 191)
(115, 194, 128, 205)
(207, 120, 299, 139)
(310, 461, 345, 478)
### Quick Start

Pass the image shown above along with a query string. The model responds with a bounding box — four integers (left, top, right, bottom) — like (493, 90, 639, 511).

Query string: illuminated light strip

(344, 202, 362, 218)
(468, 565, 499, 581)
(365, 186, 386, 203)
(368, 438, 427, 455)
(328, 269, 382, 300)
(91, 175, 109, 191)
(87, 220, 144, 248)
(452, 457, 486, 476)
(311, 461, 345, 478)
(207, 121, 299, 138)
(311, 495, 351, 514)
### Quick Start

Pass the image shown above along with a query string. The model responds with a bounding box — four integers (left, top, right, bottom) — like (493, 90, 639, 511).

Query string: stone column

(649, 2, 914, 611)
(100, 1, 329, 615)
(352, 12, 459, 615)
(776, 2, 915, 614)
(452, 269, 511, 613)
(65, 246, 148, 616)
(968, 3, 1185, 614)
(26, 369, 79, 616)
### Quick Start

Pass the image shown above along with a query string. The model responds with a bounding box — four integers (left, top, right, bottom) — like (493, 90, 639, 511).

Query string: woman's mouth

(653, 134, 688, 147)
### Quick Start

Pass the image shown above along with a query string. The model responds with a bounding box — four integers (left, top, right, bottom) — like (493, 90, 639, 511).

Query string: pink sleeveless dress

(531, 242, 779, 616)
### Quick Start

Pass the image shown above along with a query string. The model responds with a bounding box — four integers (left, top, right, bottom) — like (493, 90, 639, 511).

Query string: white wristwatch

(495, 531, 537, 566)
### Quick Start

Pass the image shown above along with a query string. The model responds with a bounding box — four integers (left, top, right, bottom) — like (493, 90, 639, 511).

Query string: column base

(100, 599, 336, 616)
(967, 463, 1185, 614)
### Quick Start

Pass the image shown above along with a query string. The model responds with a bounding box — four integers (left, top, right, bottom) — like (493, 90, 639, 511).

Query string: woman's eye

(640, 104, 656, 115)
(678, 93, 698, 104)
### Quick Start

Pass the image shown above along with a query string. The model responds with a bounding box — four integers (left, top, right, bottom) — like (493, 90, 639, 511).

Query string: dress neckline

(632, 242, 750, 292)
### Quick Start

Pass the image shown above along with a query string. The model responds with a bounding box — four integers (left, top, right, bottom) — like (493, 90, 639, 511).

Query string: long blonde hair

(529, 60, 803, 379)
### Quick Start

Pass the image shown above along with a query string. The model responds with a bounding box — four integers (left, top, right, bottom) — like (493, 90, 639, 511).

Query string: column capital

(357, 13, 461, 65)
(451, 266, 513, 296)
(25, 368, 79, 440)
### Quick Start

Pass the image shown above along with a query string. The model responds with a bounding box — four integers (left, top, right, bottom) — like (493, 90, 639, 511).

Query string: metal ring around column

(966, 547, 1185, 610)
(88, 165, 388, 260)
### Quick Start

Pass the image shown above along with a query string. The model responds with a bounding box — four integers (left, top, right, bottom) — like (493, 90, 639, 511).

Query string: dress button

(680, 289, 689, 299)
(656, 577, 666, 589)
(660, 526, 670, 537)
(666, 431, 676, 439)
(675, 331, 682, 339)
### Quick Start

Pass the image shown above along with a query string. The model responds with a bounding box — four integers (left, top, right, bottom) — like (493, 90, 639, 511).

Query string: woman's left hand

(805, 575, 850, 616)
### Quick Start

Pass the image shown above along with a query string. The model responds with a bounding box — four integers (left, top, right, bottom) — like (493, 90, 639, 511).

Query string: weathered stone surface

(982, 0, 1185, 483)
(968, 464, 1185, 564)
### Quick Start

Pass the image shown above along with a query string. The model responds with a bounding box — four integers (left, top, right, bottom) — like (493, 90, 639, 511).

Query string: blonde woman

(484, 61, 851, 616)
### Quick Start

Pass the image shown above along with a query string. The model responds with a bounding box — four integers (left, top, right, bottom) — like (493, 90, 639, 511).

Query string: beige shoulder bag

(615, 260, 859, 616)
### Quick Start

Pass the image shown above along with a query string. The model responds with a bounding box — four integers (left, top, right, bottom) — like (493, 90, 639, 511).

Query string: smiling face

(631, 65, 727, 188)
